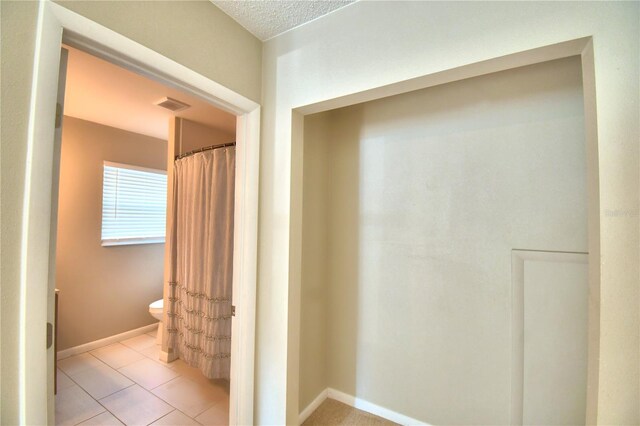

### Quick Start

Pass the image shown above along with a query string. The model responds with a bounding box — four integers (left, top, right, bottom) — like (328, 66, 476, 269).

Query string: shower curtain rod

(175, 142, 236, 160)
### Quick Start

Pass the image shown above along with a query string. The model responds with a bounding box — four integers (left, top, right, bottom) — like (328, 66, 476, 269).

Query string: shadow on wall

(299, 56, 587, 425)
(325, 106, 363, 400)
(300, 105, 365, 408)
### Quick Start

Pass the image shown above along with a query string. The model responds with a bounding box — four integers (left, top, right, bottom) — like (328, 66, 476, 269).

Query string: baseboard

(327, 388, 429, 426)
(57, 323, 159, 360)
(298, 388, 329, 424)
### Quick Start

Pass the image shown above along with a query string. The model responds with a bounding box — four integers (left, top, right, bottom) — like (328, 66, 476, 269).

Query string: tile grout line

(59, 366, 113, 426)
(67, 382, 114, 426)
(97, 383, 136, 403)
(144, 409, 177, 426)
(73, 410, 106, 426)
(66, 352, 137, 400)
(61, 341, 176, 426)
(98, 398, 128, 426)
(149, 374, 182, 392)
(57, 369, 106, 425)
(192, 400, 218, 419)
(89, 343, 149, 370)
(59, 335, 227, 426)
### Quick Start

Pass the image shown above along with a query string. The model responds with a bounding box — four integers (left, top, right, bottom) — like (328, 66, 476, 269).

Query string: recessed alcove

(297, 56, 590, 425)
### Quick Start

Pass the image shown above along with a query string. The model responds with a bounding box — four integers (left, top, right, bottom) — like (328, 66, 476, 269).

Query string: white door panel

(512, 250, 588, 425)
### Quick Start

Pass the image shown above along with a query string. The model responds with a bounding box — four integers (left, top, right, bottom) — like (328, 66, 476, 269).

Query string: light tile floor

(56, 328, 229, 426)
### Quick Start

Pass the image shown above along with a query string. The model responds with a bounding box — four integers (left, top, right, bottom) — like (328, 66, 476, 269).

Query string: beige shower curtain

(166, 147, 235, 379)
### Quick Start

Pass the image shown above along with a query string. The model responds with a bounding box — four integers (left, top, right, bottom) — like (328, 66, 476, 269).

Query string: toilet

(149, 299, 163, 344)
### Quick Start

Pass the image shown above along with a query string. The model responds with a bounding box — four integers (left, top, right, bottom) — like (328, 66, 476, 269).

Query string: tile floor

(56, 328, 229, 426)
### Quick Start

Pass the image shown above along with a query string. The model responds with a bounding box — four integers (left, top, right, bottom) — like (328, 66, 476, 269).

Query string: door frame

(21, 2, 260, 424)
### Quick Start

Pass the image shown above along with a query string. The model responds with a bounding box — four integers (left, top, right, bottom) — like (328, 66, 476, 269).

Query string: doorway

(22, 3, 260, 424)
(54, 44, 238, 425)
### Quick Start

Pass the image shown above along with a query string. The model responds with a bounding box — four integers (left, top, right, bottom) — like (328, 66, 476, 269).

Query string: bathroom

(54, 45, 237, 425)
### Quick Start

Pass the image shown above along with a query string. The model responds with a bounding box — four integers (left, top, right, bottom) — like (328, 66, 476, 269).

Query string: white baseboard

(299, 388, 329, 424)
(57, 323, 159, 360)
(326, 388, 429, 426)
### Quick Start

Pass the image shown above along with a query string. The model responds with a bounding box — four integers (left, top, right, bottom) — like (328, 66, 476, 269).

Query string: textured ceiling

(211, 0, 354, 41)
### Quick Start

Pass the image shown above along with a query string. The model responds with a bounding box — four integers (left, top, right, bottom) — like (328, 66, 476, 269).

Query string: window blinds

(101, 161, 167, 246)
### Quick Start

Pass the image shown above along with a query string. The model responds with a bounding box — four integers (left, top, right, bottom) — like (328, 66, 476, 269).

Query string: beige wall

(0, 2, 40, 421)
(262, 2, 638, 423)
(55, 1, 262, 104)
(0, 1, 259, 422)
(178, 117, 235, 155)
(55, 116, 166, 350)
(300, 57, 588, 423)
(299, 113, 331, 407)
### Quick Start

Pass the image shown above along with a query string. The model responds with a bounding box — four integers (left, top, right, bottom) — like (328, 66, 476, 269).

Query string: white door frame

(21, 2, 260, 424)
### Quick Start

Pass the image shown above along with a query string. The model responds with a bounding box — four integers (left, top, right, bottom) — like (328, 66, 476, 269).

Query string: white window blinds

(101, 161, 167, 246)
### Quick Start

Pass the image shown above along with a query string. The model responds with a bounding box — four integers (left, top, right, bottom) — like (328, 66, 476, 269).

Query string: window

(101, 161, 167, 246)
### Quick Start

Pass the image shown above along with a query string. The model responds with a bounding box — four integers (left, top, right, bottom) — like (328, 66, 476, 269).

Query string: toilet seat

(149, 299, 163, 320)
(149, 299, 163, 311)
(149, 299, 164, 345)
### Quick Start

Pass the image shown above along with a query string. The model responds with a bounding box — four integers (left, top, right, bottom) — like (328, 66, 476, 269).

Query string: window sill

(101, 238, 165, 247)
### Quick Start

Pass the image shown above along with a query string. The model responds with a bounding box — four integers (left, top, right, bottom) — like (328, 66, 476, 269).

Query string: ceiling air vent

(155, 97, 190, 112)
